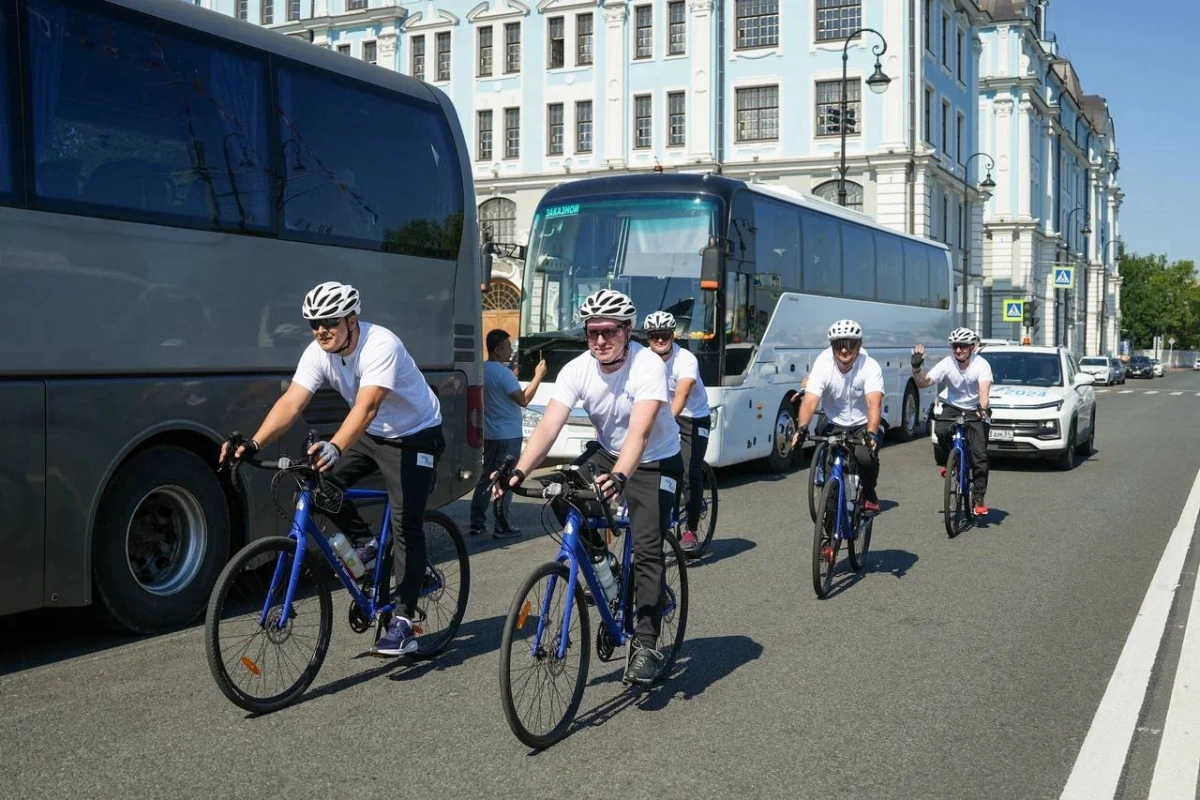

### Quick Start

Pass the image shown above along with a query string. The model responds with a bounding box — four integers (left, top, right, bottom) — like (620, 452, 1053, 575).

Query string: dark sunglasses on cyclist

(832, 338, 860, 352)
(308, 316, 346, 331)
(646, 330, 673, 342)
(951, 343, 972, 351)
(585, 324, 626, 342)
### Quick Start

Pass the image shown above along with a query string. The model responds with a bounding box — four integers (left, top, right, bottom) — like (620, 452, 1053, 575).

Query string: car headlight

(521, 407, 543, 428)
(1038, 419, 1058, 431)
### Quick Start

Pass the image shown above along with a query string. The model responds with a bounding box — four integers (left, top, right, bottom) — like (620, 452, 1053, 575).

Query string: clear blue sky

(1048, 0, 1199, 265)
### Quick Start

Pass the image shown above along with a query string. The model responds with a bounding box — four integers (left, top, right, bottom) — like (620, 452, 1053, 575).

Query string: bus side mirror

(700, 241, 725, 292)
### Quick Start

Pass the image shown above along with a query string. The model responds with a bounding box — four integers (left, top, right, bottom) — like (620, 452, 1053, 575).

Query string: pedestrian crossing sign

(1052, 265, 1075, 289)
(1002, 299, 1024, 322)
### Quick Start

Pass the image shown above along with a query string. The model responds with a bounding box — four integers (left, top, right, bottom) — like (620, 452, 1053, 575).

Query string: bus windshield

(521, 194, 721, 341)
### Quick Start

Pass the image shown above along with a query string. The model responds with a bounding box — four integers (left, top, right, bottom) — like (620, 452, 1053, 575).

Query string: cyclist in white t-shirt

(494, 289, 683, 686)
(219, 281, 444, 658)
(792, 319, 886, 513)
(911, 327, 994, 516)
(644, 310, 711, 552)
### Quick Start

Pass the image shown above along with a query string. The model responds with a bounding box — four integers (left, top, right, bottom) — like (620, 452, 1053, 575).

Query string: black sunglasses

(308, 316, 346, 331)
(646, 331, 673, 341)
(832, 338, 861, 352)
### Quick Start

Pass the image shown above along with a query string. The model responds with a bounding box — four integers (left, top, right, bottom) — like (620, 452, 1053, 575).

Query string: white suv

(931, 345, 1097, 470)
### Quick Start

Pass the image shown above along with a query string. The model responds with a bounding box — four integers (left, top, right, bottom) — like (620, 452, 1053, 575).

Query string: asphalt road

(4, 370, 1200, 799)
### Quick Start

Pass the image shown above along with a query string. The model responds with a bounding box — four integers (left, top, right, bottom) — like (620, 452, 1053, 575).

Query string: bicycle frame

(825, 444, 859, 542)
(950, 419, 972, 500)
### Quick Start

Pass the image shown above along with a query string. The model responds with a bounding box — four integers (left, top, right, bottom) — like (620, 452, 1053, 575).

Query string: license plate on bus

(989, 429, 1014, 441)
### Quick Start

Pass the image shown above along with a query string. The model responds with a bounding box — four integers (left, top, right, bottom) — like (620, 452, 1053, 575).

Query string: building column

(601, 2, 627, 169)
(686, 0, 715, 164)
(378, 33, 398, 73)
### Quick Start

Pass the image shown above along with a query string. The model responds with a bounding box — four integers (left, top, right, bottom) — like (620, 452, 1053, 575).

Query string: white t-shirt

(805, 351, 885, 427)
(926, 354, 993, 408)
(552, 342, 681, 463)
(292, 321, 442, 438)
(663, 343, 711, 419)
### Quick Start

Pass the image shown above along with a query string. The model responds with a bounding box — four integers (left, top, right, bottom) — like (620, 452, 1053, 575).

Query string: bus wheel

(895, 382, 921, 442)
(93, 447, 230, 634)
(763, 398, 798, 474)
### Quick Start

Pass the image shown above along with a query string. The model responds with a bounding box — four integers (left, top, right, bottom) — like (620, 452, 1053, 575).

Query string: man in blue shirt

(469, 329, 546, 538)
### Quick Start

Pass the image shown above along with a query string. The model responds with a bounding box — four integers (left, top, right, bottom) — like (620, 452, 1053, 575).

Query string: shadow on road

(0, 607, 143, 677)
(681, 536, 756, 569)
(823, 548, 919, 599)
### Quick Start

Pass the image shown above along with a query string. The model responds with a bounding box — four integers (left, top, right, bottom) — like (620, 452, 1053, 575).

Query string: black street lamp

(836, 28, 891, 207)
(1060, 206, 1091, 347)
(960, 152, 995, 327)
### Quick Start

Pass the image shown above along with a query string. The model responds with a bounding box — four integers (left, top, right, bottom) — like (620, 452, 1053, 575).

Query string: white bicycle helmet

(302, 281, 361, 319)
(947, 327, 978, 345)
(643, 311, 677, 331)
(827, 319, 863, 341)
(579, 289, 637, 323)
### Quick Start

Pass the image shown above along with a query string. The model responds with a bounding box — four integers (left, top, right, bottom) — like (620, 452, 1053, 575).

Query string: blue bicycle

(205, 433, 470, 713)
(942, 410, 981, 538)
(811, 431, 874, 598)
(497, 462, 688, 748)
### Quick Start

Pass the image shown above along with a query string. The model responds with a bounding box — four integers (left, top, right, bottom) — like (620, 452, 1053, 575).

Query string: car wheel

(1056, 422, 1077, 471)
(1075, 410, 1095, 457)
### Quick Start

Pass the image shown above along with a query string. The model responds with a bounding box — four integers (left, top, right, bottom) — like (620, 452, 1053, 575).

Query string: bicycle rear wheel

(848, 507, 872, 571)
(943, 449, 965, 538)
(807, 442, 828, 522)
(658, 532, 690, 676)
(678, 464, 719, 559)
(499, 561, 591, 749)
(205, 536, 332, 713)
(812, 477, 841, 598)
(409, 510, 470, 658)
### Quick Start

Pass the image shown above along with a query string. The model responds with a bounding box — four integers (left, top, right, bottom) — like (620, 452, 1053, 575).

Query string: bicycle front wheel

(410, 510, 470, 658)
(943, 448, 965, 538)
(205, 536, 332, 714)
(659, 532, 690, 676)
(499, 561, 591, 749)
(812, 477, 841, 598)
(807, 443, 828, 522)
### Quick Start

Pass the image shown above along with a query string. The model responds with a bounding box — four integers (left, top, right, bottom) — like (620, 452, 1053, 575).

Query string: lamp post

(960, 153, 995, 328)
(836, 29, 891, 207)
(1060, 206, 1091, 348)
(1100, 239, 1121, 354)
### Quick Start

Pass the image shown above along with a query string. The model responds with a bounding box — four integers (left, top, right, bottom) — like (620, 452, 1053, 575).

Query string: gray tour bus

(0, 0, 483, 632)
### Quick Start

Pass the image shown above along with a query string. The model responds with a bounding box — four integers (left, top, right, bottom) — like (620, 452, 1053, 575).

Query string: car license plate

(989, 429, 1014, 441)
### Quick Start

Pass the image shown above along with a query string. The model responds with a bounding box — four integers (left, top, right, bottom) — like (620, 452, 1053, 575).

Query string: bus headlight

(522, 407, 543, 428)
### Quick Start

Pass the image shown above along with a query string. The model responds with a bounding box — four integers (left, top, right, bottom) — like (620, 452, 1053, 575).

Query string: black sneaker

(493, 527, 522, 540)
(623, 639, 665, 686)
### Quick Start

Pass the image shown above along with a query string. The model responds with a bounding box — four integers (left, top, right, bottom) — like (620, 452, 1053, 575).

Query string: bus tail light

(467, 385, 484, 448)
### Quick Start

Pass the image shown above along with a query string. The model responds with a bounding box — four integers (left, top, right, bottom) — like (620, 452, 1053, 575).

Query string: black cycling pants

(324, 425, 445, 619)
(678, 415, 711, 532)
(821, 422, 880, 496)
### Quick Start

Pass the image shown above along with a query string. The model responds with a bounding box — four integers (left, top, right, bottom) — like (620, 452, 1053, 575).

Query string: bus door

(0, 382, 46, 616)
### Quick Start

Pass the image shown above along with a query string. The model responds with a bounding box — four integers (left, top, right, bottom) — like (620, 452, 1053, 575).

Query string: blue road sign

(1002, 299, 1024, 322)
(1053, 266, 1075, 289)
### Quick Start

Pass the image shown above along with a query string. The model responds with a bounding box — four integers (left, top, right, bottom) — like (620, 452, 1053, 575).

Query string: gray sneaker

(623, 639, 665, 686)
(371, 616, 418, 657)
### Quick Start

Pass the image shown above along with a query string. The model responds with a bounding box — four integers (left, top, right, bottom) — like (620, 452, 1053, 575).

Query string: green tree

(1118, 252, 1199, 348)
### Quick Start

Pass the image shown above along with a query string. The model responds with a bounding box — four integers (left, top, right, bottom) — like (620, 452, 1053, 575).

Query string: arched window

(812, 180, 863, 212)
(479, 197, 517, 244)
(482, 279, 521, 310)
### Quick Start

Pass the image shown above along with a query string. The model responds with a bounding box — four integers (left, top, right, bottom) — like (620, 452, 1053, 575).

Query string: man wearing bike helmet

(494, 289, 683, 686)
(911, 327, 993, 516)
(644, 310, 711, 553)
(219, 281, 444, 657)
(792, 320, 885, 513)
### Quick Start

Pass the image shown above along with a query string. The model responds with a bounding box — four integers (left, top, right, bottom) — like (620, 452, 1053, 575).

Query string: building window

(362, 41, 376, 64)
(262, 0, 273, 24)
(634, 5, 652, 59)
(504, 108, 520, 158)
(436, 31, 451, 81)
(668, 91, 686, 147)
(478, 27, 493, 76)
(547, 16, 565, 68)
(482, 279, 521, 312)
(924, 86, 933, 143)
(237, 0, 247, 21)
(411, 35, 425, 81)
(287, 0, 299, 21)
(923, 0, 932, 52)
(505, 22, 521, 73)
(957, 28, 964, 80)
(477, 110, 493, 161)
(957, 113, 964, 164)
(736, 0, 778, 49)
(813, 179, 863, 211)
(480, 197, 517, 245)
(735, 85, 779, 141)
(815, 79, 860, 137)
(816, 0, 861, 43)
(941, 100, 950, 153)
(942, 13, 950, 67)
(577, 13, 593, 66)
(634, 94, 652, 149)
(336, 44, 350, 56)
(576, 100, 593, 153)
(547, 103, 564, 155)
(348, 0, 367, 9)
(668, 1, 686, 55)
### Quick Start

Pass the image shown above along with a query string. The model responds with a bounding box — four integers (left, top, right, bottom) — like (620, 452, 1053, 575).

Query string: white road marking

(1061, 463, 1200, 799)
(1148, 548, 1200, 799)
(1119, 390, 1135, 394)
(1145, 391, 1160, 395)
(1169, 392, 1183, 396)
